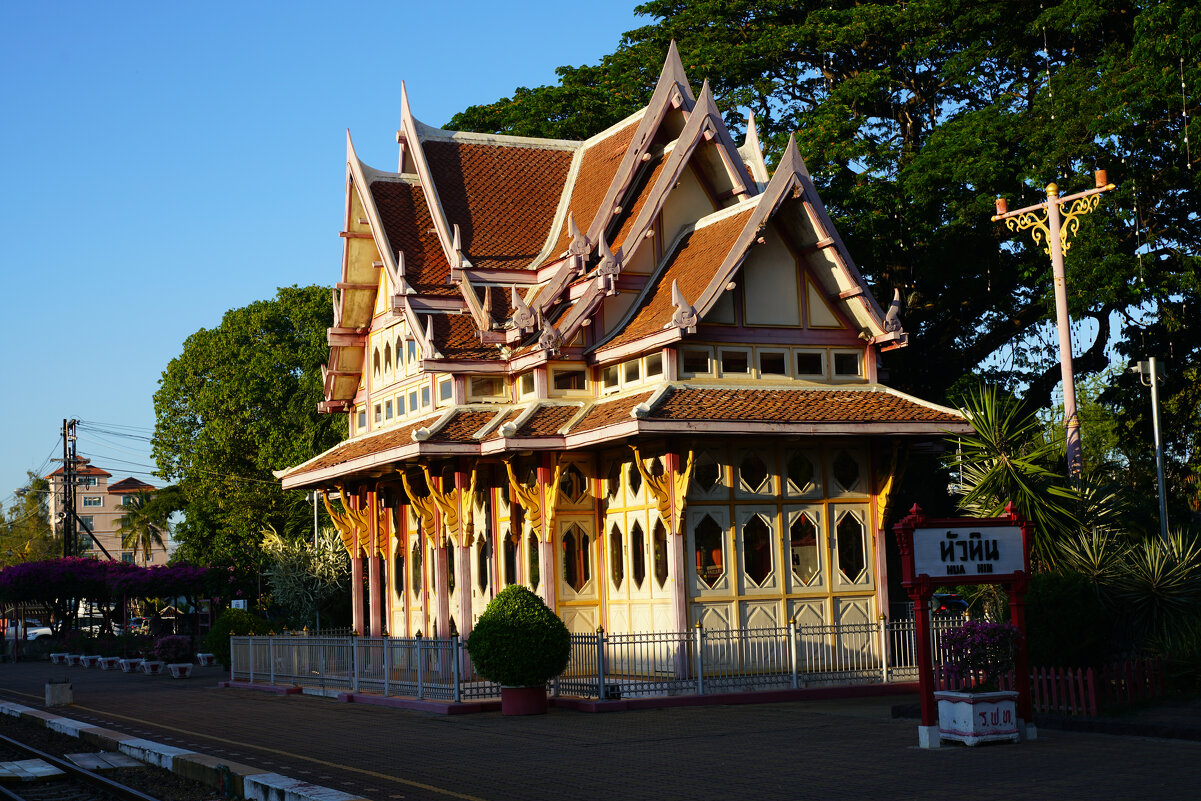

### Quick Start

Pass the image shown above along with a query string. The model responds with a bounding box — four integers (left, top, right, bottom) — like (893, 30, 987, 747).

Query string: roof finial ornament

(668, 279, 698, 333)
(511, 286, 536, 333)
(331, 288, 343, 328)
(451, 223, 464, 272)
(567, 212, 590, 257)
(422, 315, 443, 360)
(596, 233, 620, 296)
(538, 317, 562, 355)
(883, 287, 905, 334)
(388, 250, 414, 299)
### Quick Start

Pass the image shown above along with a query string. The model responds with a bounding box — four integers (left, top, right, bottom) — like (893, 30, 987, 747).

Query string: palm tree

(115, 490, 168, 564)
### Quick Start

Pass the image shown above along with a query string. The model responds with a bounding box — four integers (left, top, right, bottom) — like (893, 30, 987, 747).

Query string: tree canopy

(0, 473, 57, 567)
(448, 0, 1199, 525)
(151, 285, 345, 573)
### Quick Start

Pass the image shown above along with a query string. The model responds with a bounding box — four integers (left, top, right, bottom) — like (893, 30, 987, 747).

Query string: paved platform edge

(0, 701, 369, 801)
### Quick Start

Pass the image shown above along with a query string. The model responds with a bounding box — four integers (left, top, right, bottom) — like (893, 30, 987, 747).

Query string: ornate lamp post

(992, 171, 1116, 480)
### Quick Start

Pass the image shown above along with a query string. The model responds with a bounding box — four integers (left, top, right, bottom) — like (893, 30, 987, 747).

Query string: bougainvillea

(940, 620, 1023, 691)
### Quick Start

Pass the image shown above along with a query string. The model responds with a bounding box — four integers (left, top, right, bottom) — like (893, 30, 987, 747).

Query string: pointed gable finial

(331, 288, 343, 328)
(662, 40, 691, 104)
(596, 232, 620, 296)
(740, 111, 770, 186)
(422, 314, 442, 359)
(779, 133, 811, 180)
(884, 287, 905, 334)
(668, 279, 698, 333)
(566, 212, 590, 257)
(511, 286, 536, 333)
(538, 317, 562, 355)
(451, 223, 464, 271)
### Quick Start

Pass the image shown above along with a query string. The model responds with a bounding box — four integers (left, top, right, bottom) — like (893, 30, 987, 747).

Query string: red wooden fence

(937, 658, 1164, 717)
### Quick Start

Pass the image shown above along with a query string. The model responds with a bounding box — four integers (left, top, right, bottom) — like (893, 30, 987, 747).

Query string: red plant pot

(500, 686, 548, 716)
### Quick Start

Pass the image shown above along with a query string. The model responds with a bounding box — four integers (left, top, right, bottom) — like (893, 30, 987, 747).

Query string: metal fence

(231, 615, 966, 702)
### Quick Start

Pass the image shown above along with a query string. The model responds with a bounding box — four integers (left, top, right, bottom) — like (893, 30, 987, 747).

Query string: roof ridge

(418, 124, 581, 152)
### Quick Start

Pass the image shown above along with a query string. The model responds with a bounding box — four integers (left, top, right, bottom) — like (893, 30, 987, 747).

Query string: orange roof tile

(608, 155, 668, 254)
(108, 477, 156, 494)
(283, 415, 439, 479)
(571, 392, 654, 433)
(424, 140, 573, 271)
(605, 207, 754, 349)
(428, 410, 500, 443)
(46, 465, 111, 478)
(648, 387, 963, 425)
(430, 312, 496, 361)
(546, 119, 640, 259)
(369, 180, 458, 296)
(515, 405, 579, 437)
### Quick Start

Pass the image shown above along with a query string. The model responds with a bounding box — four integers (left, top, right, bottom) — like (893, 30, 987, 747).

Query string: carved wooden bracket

(504, 459, 564, 543)
(630, 446, 694, 535)
(321, 490, 357, 557)
(323, 487, 382, 557)
(418, 465, 478, 548)
(399, 469, 440, 538)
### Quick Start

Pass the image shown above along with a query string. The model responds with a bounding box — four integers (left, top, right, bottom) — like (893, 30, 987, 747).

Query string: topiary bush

(204, 608, 274, 668)
(465, 585, 571, 687)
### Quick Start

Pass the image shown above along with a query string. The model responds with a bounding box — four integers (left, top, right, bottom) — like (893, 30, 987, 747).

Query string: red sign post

(892, 503, 1034, 746)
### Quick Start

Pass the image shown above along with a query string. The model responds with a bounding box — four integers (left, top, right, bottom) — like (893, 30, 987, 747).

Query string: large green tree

(0, 473, 57, 567)
(152, 285, 345, 574)
(449, 0, 1200, 417)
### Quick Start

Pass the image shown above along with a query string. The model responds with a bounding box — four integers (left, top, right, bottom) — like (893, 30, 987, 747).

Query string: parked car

(932, 593, 968, 616)
(3, 619, 53, 640)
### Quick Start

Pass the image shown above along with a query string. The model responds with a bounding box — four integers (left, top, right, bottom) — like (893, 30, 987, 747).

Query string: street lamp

(992, 170, 1116, 481)
(1131, 357, 1170, 542)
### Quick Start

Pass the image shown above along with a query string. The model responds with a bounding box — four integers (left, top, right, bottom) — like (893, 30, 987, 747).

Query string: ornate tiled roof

(427, 410, 501, 443)
(369, 180, 458, 296)
(572, 392, 655, 433)
(424, 140, 574, 270)
(282, 415, 440, 478)
(604, 206, 755, 349)
(545, 118, 640, 260)
(647, 386, 964, 425)
(513, 404, 580, 437)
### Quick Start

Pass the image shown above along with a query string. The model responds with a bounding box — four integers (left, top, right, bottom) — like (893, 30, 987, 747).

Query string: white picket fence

(230, 616, 965, 702)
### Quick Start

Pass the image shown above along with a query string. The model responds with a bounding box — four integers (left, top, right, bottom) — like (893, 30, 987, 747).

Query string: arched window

(502, 529, 517, 586)
(652, 520, 669, 589)
(527, 532, 540, 592)
(609, 522, 623, 590)
(447, 543, 456, 594)
(694, 515, 724, 589)
(562, 524, 590, 593)
(742, 514, 773, 586)
(630, 520, 646, 589)
(384, 341, 392, 375)
(393, 548, 405, 596)
(476, 534, 490, 593)
(410, 541, 422, 595)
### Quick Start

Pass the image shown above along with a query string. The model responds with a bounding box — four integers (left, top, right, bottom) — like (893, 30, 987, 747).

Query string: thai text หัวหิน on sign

(912, 526, 1025, 578)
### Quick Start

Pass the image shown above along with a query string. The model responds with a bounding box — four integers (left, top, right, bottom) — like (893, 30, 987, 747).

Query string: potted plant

(935, 619, 1023, 746)
(465, 585, 571, 715)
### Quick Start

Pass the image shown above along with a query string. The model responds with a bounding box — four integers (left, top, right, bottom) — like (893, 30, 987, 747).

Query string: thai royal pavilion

(276, 45, 971, 641)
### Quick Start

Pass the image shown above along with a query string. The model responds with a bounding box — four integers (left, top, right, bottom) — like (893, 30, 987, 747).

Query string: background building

(46, 466, 168, 564)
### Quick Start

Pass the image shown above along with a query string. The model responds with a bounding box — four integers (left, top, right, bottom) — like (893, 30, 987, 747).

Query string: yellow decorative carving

(399, 469, 440, 537)
(1004, 210, 1052, 255)
(874, 442, 907, 534)
(322, 488, 376, 556)
(1058, 193, 1101, 254)
(418, 464, 478, 547)
(631, 446, 694, 535)
(504, 459, 563, 543)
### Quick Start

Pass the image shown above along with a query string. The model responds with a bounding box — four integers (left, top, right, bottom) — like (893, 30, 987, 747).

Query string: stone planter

(98, 657, 122, 670)
(119, 658, 143, 673)
(500, 686, 549, 716)
(50, 653, 69, 665)
(934, 690, 1019, 746)
(196, 653, 217, 667)
(167, 663, 193, 679)
(67, 654, 83, 666)
(140, 660, 165, 675)
(83, 654, 103, 668)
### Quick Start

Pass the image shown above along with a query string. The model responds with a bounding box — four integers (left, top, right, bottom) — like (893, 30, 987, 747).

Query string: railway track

(0, 732, 163, 801)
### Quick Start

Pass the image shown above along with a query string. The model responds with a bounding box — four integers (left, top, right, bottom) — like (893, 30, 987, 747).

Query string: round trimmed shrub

(465, 585, 571, 687)
(204, 608, 273, 668)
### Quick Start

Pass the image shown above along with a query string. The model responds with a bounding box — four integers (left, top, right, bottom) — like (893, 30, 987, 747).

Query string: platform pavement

(0, 660, 1197, 801)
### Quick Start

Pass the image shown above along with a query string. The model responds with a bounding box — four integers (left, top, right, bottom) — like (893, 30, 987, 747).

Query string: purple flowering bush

(153, 635, 193, 663)
(940, 619, 1022, 692)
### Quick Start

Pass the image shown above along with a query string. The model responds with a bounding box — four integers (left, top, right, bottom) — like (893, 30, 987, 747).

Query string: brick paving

(0, 661, 1195, 801)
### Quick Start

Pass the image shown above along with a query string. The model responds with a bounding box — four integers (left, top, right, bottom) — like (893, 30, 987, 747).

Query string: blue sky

(0, 1, 643, 509)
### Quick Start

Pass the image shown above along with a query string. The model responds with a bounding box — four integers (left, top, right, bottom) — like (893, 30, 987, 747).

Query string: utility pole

(992, 170, 1116, 482)
(61, 419, 78, 558)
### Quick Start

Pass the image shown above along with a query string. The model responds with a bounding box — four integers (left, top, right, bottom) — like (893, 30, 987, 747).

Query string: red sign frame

(891, 503, 1034, 736)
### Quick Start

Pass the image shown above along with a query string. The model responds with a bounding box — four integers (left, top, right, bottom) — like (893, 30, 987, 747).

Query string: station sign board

(912, 525, 1025, 579)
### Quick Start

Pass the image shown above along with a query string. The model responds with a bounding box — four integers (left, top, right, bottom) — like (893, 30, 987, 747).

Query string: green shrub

(1025, 570, 1112, 667)
(154, 635, 192, 663)
(204, 608, 273, 668)
(465, 585, 571, 687)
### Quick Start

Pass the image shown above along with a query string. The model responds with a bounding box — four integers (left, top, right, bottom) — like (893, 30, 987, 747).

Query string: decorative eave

(397, 83, 469, 277)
